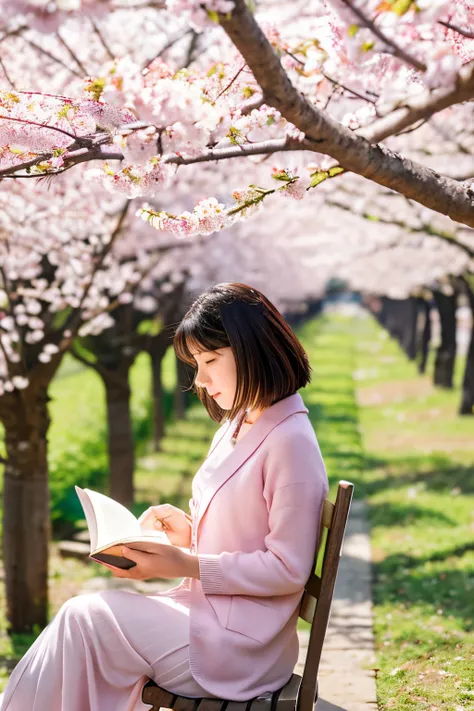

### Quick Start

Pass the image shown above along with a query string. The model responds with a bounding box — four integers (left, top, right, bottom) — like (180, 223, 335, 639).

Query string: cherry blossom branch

(0, 56, 14, 88)
(0, 135, 308, 181)
(338, 0, 426, 72)
(166, 136, 310, 164)
(0, 24, 27, 44)
(240, 94, 264, 114)
(143, 29, 193, 69)
(0, 114, 79, 141)
(438, 20, 474, 40)
(214, 64, 246, 101)
(322, 71, 378, 104)
(219, 0, 474, 228)
(56, 32, 88, 76)
(327, 193, 474, 259)
(90, 18, 115, 60)
(0, 135, 123, 179)
(60, 201, 131, 342)
(184, 31, 199, 68)
(359, 61, 474, 142)
(22, 36, 83, 78)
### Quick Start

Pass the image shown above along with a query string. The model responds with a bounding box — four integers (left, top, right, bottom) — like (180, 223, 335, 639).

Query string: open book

(75, 486, 171, 570)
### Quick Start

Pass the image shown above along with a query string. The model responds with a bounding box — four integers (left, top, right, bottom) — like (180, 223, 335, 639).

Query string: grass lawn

(302, 312, 473, 711)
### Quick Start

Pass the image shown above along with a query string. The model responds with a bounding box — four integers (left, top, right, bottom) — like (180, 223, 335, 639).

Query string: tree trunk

(459, 287, 474, 415)
(174, 355, 191, 420)
(418, 299, 432, 375)
(103, 364, 134, 506)
(150, 335, 170, 451)
(399, 298, 419, 361)
(1, 389, 51, 633)
(433, 289, 457, 389)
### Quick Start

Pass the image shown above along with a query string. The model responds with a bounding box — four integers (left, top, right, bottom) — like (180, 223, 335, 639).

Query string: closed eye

(205, 358, 215, 365)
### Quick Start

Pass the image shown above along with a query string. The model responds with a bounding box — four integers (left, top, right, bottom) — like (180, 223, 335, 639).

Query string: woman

(0, 282, 328, 711)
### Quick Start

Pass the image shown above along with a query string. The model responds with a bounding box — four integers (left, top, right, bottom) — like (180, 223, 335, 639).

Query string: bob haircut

(173, 282, 312, 423)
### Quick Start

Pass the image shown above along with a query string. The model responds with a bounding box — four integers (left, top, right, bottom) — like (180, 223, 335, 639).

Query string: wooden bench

(142, 480, 354, 711)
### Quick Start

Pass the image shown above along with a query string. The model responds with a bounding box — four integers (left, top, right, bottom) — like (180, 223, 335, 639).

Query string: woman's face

(190, 346, 237, 410)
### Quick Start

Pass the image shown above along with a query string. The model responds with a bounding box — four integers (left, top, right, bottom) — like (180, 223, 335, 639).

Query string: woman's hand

(138, 503, 192, 549)
(100, 542, 200, 581)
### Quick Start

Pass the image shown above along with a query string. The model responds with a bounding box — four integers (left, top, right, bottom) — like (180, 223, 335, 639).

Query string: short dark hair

(173, 282, 312, 423)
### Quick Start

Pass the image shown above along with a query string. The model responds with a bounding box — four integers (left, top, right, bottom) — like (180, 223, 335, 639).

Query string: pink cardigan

(160, 392, 328, 700)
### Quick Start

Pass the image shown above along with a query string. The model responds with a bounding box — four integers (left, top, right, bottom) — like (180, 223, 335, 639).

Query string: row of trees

(369, 283, 473, 415)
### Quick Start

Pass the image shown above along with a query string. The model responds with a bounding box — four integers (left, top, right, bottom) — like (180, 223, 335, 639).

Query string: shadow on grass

(355, 454, 474, 498)
(369, 502, 457, 528)
(373, 558, 474, 632)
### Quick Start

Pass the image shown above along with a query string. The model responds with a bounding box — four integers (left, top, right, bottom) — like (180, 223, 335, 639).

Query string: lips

(210, 392, 221, 398)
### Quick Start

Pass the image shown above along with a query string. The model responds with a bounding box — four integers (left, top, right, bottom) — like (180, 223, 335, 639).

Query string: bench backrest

(297, 480, 354, 711)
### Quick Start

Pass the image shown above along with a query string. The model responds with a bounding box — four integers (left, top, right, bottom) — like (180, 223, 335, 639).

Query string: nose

(195, 370, 211, 389)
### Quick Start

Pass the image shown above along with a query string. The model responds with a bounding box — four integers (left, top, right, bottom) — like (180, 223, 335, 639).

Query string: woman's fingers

(138, 504, 173, 528)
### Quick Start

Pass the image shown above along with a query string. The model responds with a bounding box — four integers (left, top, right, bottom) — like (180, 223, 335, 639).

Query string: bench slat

(142, 680, 176, 708)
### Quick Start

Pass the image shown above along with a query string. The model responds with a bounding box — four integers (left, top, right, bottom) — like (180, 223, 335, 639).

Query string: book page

(74, 486, 99, 552)
(84, 488, 144, 551)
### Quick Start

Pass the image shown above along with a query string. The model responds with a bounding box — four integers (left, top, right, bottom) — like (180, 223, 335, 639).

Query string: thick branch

(219, 0, 474, 229)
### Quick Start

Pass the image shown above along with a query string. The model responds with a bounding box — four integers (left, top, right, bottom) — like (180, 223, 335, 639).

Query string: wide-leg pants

(0, 589, 215, 711)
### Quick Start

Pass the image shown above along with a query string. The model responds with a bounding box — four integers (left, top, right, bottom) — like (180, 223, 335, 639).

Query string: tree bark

(459, 286, 474, 415)
(1, 388, 51, 633)
(103, 363, 134, 506)
(433, 289, 457, 388)
(418, 298, 432, 375)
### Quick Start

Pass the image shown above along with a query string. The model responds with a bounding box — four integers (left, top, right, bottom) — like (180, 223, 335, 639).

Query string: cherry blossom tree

(1, 0, 474, 232)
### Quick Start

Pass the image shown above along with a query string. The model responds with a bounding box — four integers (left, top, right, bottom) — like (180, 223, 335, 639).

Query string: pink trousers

(0, 589, 215, 711)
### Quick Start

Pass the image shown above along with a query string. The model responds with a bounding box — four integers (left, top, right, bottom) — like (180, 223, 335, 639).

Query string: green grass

(301, 312, 473, 711)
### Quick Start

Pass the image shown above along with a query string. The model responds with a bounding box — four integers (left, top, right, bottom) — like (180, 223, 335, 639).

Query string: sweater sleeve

(197, 425, 328, 597)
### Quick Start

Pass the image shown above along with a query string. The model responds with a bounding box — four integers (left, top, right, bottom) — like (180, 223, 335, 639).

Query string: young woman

(0, 282, 328, 711)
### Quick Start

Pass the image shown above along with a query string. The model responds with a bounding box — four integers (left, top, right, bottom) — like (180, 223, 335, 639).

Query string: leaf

(309, 165, 344, 188)
(206, 9, 220, 23)
(390, 0, 414, 16)
(272, 170, 292, 182)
